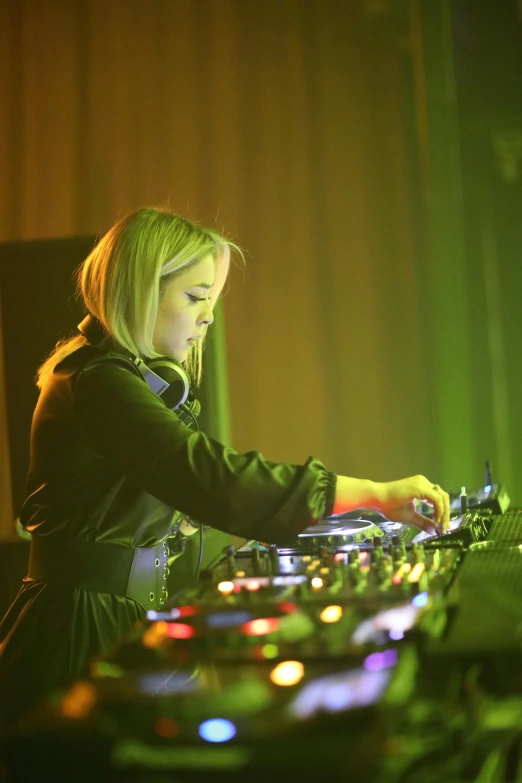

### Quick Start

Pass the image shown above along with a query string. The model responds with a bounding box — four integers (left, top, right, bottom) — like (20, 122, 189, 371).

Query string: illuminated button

(302, 555, 312, 562)
(310, 577, 323, 590)
(165, 623, 195, 639)
(306, 564, 317, 572)
(236, 571, 246, 577)
(319, 605, 343, 623)
(334, 552, 345, 563)
(245, 580, 261, 591)
(412, 591, 429, 607)
(243, 618, 278, 636)
(319, 567, 330, 575)
(407, 562, 426, 583)
(391, 562, 412, 584)
(199, 718, 236, 743)
(142, 621, 168, 649)
(312, 559, 321, 567)
(217, 581, 235, 595)
(270, 660, 304, 686)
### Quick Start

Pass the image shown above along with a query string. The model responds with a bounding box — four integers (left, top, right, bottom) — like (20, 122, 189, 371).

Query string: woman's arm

(333, 474, 450, 534)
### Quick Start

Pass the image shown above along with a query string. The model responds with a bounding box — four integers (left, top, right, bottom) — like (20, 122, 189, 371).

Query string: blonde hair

(36, 206, 244, 389)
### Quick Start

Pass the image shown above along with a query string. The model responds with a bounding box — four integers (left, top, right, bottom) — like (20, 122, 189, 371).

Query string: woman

(0, 206, 449, 726)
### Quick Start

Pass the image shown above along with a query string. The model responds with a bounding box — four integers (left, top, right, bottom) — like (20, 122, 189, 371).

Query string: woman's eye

(187, 294, 206, 303)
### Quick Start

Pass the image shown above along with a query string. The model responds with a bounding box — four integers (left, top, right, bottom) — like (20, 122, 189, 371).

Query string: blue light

(484, 485, 492, 493)
(412, 592, 429, 608)
(198, 719, 236, 743)
(205, 611, 252, 628)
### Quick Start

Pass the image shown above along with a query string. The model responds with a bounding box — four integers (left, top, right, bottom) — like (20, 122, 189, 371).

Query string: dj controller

(4, 483, 522, 783)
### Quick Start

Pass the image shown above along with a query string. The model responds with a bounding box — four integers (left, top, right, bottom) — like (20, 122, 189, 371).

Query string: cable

(195, 524, 204, 579)
(178, 401, 200, 431)
(177, 399, 203, 578)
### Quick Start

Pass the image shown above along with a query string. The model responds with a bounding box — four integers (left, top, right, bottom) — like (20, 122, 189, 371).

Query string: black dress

(0, 345, 336, 725)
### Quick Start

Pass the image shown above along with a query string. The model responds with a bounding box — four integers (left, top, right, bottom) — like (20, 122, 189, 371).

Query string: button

(155, 558, 160, 567)
(149, 592, 155, 602)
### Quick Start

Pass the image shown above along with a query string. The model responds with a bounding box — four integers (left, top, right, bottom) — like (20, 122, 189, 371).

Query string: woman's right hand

(333, 474, 450, 535)
(373, 475, 450, 535)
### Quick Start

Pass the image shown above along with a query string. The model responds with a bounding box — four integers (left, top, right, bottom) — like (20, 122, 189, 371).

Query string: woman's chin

(171, 348, 189, 363)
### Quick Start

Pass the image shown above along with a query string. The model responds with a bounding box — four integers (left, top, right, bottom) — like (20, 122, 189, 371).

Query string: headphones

(77, 314, 200, 428)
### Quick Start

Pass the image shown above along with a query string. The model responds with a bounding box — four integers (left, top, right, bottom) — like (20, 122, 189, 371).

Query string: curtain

(0, 0, 436, 537)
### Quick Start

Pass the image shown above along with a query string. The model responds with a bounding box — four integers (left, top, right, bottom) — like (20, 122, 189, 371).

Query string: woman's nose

(198, 301, 214, 326)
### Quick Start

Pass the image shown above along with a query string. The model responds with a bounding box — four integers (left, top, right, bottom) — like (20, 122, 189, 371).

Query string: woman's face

(153, 253, 218, 361)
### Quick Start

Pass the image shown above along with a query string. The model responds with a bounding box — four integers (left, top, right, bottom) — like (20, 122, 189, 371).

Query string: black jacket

(0, 344, 336, 724)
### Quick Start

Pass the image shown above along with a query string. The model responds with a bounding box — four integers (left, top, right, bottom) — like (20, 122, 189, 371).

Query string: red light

(233, 583, 241, 593)
(243, 618, 279, 636)
(334, 552, 345, 562)
(245, 580, 261, 591)
(165, 623, 195, 639)
(392, 575, 402, 585)
(177, 605, 199, 618)
(278, 601, 299, 614)
(358, 552, 369, 561)
(155, 718, 180, 738)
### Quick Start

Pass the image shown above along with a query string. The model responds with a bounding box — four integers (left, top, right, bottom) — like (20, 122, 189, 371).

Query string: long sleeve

(73, 359, 337, 546)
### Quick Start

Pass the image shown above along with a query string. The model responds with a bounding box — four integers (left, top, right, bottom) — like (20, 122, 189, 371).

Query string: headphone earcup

(146, 358, 190, 411)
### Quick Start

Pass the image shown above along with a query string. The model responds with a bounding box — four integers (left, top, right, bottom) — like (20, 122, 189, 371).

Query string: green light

(262, 643, 278, 659)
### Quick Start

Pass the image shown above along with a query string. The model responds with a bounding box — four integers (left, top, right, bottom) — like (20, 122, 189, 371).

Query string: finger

(420, 481, 445, 526)
(432, 485, 450, 532)
(440, 489, 450, 532)
(410, 511, 438, 536)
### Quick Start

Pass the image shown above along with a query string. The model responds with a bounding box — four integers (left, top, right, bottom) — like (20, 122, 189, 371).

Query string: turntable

(294, 513, 385, 549)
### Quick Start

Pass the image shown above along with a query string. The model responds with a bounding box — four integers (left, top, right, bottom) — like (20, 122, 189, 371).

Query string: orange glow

(243, 618, 278, 636)
(358, 552, 369, 561)
(165, 623, 195, 639)
(319, 605, 343, 623)
(155, 717, 181, 738)
(270, 660, 304, 686)
(61, 682, 97, 719)
(334, 552, 345, 562)
(245, 580, 261, 591)
(142, 621, 168, 648)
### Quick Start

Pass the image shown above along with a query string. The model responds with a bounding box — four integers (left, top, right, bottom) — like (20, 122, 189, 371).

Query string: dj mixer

(4, 487, 522, 783)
